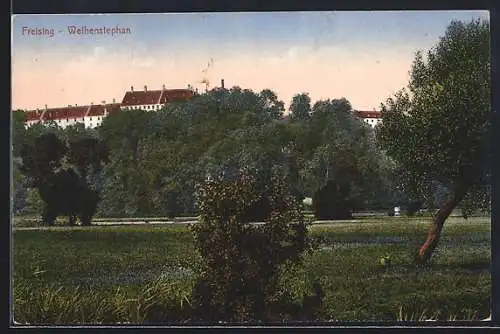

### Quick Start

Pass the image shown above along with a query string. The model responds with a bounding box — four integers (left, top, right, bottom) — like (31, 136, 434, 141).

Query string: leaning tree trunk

(416, 186, 467, 263)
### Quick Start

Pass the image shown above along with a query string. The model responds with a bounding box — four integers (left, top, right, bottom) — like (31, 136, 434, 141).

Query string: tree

(20, 132, 108, 225)
(260, 89, 285, 120)
(38, 168, 100, 226)
(299, 98, 389, 217)
(99, 110, 150, 162)
(12, 110, 26, 157)
(20, 132, 67, 183)
(25, 187, 45, 215)
(98, 110, 154, 216)
(67, 136, 109, 180)
(377, 19, 491, 263)
(289, 93, 311, 121)
(12, 157, 28, 214)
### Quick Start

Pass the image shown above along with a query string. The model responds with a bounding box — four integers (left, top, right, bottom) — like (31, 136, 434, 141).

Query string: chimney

(162, 84, 166, 91)
(131, 86, 134, 92)
(102, 100, 106, 105)
(112, 98, 116, 103)
(75, 103, 78, 107)
(144, 85, 147, 92)
(221, 79, 225, 89)
(44, 104, 47, 109)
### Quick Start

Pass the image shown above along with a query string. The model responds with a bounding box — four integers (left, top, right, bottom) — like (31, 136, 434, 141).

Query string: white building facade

(21, 84, 193, 128)
(354, 110, 382, 128)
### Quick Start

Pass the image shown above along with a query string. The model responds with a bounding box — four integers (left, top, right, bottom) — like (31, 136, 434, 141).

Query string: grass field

(12, 216, 491, 324)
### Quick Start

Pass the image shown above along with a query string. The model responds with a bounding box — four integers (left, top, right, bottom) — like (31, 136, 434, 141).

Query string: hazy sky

(11, 11, 489, 111)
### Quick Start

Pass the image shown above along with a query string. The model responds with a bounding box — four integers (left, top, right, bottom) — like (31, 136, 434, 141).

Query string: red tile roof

(41, 106, 88, 121)
(160, 89, 195, 103)
(354, 110, 382, 119)
(22, 103, 122, 123)
(121, 90, 163, 106)
(86, 103, 121, 117)
(121, 89, 194, 106)
(25, 110, 43, 122)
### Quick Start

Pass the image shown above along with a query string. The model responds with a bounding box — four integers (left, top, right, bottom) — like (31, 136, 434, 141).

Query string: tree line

(13, 87, 404, 222)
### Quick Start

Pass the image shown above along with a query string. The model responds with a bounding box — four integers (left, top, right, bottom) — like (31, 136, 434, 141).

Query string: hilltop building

(353, 109, 382, 128)
(24, 102, 121, 129)
(120, 85, 194, 111)
(21, 85, 195, 129)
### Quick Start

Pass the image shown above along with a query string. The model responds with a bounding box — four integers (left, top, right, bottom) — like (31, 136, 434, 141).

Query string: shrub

(312, 179, 353, 220)
(405, 201, 423, 217)
(165, 191, 183, 219)
(189, 167, 314, 322)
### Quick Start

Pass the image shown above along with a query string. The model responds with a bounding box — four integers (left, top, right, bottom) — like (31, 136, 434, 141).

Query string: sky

(11, 11, 489, 111)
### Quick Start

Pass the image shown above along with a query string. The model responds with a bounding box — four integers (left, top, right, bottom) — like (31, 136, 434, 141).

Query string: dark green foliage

(19, 131, 108, 225)
(38, 169, 100, 226)
(12, 110, 26, 157)
(289, 93, 312, 121)
(20, 132, 67, 183)
(405, 201, 423, 217)
(165, 191, 183, 219)
(67, 137, 109, 176)
(189, 167, 314, 322)
(34, 86, 397, 219)
(312, 179, 353, 220)
(17, 86, 400, 220)
(12, 157, 28, 214)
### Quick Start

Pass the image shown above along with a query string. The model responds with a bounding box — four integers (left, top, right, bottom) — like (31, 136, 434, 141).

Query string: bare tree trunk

(416, 186, 466, 263)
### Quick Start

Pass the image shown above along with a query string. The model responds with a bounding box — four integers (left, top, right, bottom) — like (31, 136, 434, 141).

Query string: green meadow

(12, 216, 491, 324)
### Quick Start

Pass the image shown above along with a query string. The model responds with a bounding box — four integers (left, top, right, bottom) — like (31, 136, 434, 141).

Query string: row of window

(25, 122, 99, 129)
(122, 104, 162, 111)
(52, 116, 103, 123)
